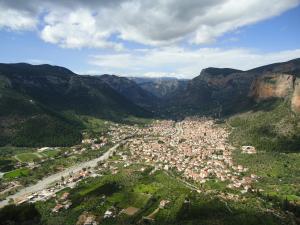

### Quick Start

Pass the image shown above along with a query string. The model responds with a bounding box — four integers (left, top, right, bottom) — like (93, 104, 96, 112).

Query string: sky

(0, 0, 300, 79)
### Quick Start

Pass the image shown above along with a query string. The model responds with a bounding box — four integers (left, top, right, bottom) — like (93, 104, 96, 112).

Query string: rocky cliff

(249, 73, 295, 100)
(173, 58, 300, 116)
(292, 78, 300, 112)
(249, 73, 300, 114)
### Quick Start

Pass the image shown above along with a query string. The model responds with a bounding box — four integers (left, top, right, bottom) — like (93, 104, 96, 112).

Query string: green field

(15, 153, 41, 162)
(41, 150, 59, 158)
(0, 147, 35, 158)
(14, 149, 59, 163)
(29, 164, 293, 225)
(3, 168, 30, 179)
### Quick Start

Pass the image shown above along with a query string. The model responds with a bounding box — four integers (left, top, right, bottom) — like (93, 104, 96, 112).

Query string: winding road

(0, 142, 123, 208)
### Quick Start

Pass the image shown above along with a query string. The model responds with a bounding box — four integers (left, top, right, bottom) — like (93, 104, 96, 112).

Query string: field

(15, 153, 42, 162)
(14, 150, 59, 163)
(0, 147, 36, 172)
(32, 163, 294, 225)
(3, 168, 30, 179)
(0, 147, 35, 158)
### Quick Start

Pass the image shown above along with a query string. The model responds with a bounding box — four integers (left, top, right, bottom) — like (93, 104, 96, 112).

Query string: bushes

(0, 203, 41, 225)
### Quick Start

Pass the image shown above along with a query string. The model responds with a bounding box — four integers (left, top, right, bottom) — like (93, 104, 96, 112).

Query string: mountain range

(0, 63, 149, 147)
(1, 58, 300, 147)
(129, 77, 189, 99)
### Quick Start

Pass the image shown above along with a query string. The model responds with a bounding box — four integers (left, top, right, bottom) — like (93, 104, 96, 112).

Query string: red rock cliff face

(292, 79, 300, 112)
(249, 73, 300, 113)
(250, 73, 294, 100)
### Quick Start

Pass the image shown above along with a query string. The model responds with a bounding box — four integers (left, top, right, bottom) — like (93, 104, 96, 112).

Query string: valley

(1, 0, 300, 224)
(0, 116, 299, 224)
(0, 60, 300, 225)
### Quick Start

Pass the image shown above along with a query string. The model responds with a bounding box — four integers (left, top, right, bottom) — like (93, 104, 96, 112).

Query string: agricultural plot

(14, 153, 41, 162)
(14, 149, 59, 163)
(34, 165, 293, 225)
(3, 168, 30, 179)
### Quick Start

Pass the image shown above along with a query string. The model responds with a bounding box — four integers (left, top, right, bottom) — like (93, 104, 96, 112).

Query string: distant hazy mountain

(0, 63, 149, 147)
(99, 74, 159, 109)
(129, 77, 189, 99)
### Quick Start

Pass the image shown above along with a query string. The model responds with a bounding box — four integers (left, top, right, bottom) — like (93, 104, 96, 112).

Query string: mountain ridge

(0, 63, 150, 147)
(170, 58, 300, 117)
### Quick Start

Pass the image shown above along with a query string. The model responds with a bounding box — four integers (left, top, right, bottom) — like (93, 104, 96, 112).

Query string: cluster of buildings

(52, 192, 72, 213)
(81, 136, 108, 150)
(118, 118, 259, 192)
(15, 188, 57, 205)
(14, 169, 95, 206)
(76, 212, 98, 225)
(108, 125, 134, 143)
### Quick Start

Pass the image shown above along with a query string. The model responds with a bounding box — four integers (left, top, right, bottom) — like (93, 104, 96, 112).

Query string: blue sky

(0, 0, 299, 78)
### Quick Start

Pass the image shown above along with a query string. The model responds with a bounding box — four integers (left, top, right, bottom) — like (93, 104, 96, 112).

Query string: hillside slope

(129, 77, 189, 99)
(0, 63, 150, 147)
(0, 74, 82, 147)
(99, 74, 159, 109)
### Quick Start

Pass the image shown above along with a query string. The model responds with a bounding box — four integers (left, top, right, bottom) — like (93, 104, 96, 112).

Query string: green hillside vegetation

(234, 151, 300, 201)
(228, 99, 300, 217)
(0, 74, 83, 147)
(229, 99, 300, 153)
(12, 114, 82, 147)
(0, 63, 151, 148)
(3, 168, 30, 179)
(31, 167, 292, 225)
(0, 203, 41, 225)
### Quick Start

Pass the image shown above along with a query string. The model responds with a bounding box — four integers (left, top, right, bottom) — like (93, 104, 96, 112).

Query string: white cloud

(0, 3, 37, 30)
(88, 47, 300, 78)
(1, 1, 299, 78)
(40, 8, 123, 50)
(0, 0, 299, 48)
(26, 59, 52, 65)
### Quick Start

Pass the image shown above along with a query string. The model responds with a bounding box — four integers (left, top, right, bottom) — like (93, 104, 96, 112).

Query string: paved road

(175, 122, 183, 136)
(0, 142, 123, 208)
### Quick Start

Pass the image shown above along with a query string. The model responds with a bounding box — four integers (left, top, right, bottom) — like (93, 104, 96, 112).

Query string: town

(108, 118, 259, 192)
(0, 117, 261, 224)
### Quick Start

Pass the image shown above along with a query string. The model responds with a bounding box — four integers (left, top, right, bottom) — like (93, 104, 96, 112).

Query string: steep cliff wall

(250, 73, 294, 100)
(249, 73, 300, 113)
(291, 78, 300, 113)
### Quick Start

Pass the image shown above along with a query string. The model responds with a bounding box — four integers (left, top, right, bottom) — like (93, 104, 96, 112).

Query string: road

(0, 142, 123, 208)
(175, 122, 183, 136)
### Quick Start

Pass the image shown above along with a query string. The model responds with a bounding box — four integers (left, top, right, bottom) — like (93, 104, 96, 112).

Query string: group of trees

(0, 203, 41, 225)
(11, 115, 82, 147)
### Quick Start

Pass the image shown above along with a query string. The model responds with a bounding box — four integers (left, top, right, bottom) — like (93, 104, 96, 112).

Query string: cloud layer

(89, 48, 300, 78)
(1, 1, 299, 78)
(0, 0, 299, 48)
